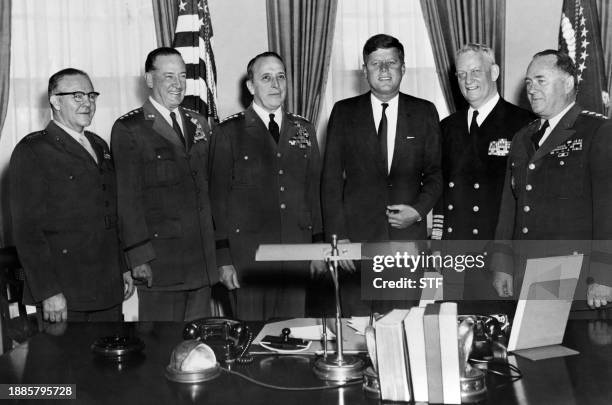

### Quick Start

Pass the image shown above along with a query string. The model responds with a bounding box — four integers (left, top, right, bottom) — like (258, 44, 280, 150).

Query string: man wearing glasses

(9, 68, 132, 322)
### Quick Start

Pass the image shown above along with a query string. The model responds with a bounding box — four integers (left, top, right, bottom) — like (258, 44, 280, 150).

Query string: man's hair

(145, 47, 182, 73)
(533, 49, 577, 88)
(47, 68, 90, 100)
(246, 51, 286, 81)
(456, 43, 496, 66)
(362, 34, 405, 64)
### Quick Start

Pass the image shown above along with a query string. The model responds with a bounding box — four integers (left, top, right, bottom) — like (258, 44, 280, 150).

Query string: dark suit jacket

(494, 104, 612, 301)
(9, 121, 124, 311)
(322, 92, 442, 242)
(433, 98, 533, 240)
(110, 100, 218, 290)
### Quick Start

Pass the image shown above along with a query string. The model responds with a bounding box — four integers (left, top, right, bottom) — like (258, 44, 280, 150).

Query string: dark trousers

(67, 305, 122, 321)
(138, 286, 211, 321)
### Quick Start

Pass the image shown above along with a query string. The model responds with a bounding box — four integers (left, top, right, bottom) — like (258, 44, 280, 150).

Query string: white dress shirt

(466, 92, 500, 129)
(252, 101, 283, 130)
(149, 96, 185, 136)
(53, 119, 98, 163)
(537, 101, 576, 146)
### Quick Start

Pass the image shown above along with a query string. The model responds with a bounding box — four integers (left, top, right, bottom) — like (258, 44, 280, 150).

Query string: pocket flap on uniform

(150, 219, 182, 239)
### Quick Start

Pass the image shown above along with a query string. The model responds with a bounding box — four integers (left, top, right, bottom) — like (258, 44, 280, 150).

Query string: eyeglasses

(456, 68, 484, 81)
(54, 91, 100, 103)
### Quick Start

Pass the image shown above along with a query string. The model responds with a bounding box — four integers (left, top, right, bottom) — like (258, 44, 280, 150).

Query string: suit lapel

(355, 93, 386, 175)
(83, 131, 103, 166)
(143, 100, 185, 151)
(245, 105, 277, 150)
(46, 121, 97, 166)
(531, 104, 581, 162)
(180, 108, 197, 151)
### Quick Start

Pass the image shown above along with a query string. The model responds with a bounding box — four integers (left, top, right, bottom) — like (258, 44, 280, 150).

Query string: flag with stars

(559, 0, 607, 114)
(173, 0, 219, 122)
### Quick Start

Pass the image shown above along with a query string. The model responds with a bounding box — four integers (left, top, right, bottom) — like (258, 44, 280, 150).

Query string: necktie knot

(381, 103, 388, 112)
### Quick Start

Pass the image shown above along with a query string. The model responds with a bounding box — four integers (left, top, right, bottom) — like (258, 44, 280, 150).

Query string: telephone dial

(183, 318, 253, 364)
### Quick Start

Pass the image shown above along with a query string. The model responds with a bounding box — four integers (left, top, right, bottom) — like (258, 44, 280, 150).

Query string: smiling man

(210, 52, 324, 320)
(111, 47, 217, 321)
(320, 34, 442, 315)
(493, 50, 612, 314)
(10, 68, 131, 322)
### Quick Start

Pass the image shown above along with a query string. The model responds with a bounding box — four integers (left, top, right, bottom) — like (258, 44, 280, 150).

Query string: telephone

(183, 317, 253, 364)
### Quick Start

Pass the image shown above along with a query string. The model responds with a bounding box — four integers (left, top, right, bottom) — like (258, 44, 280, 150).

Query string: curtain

(420, 0, 505, 114)
(266, 0, 337, 125)
(316, 0, 449, 144)
(596, 0, 611, 116)
(152, 0, 178, 47)
(0, 0, 157, 242)
(0, 0, 10, 138)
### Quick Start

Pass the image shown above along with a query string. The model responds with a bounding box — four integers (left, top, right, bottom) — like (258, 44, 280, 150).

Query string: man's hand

(492, 271, 513, 297)
(219, 265, 240, 290)
(123, 271, 135, 300)
(42, 293, 67, 323)
(386, 204, 421, 229)
(587, 283, 612, 308)
(337, 239, 356, 273)
(309, 260, 328, 279)
(131, 263, 153, 288)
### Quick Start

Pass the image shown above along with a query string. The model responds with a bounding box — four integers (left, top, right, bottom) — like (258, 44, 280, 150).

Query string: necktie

(269, 113, 280, 143)
(79, 135, 98, 164)
(170, 111, 186, 147)
(378, 103, 389, 172)
(532, 120, 549, 150)
(470, 110, 479, 135)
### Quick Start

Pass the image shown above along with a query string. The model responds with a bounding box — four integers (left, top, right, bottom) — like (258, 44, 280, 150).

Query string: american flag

(173, 0, 219, 122)
(559, 0, 608, 114)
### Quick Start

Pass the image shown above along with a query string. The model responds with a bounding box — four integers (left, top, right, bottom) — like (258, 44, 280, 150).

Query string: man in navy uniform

(111, 47, 217, 321)
(10, 68, 132, 322)
(210, 52, 325, 320)
(431, 44, 532, 305)
(321, 34, 442, 315)
(493, 50, 612, 313)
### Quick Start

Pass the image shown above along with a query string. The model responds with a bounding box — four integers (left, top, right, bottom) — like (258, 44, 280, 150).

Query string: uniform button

(473, 205, 479, 212)
(277, 152, 282, 158)
(526, 184, 533, 191)
(528, 163, 536, 170)
(511, 162, 515, 167)
(447, 204, 453, 210)
(473, 183, 480, 189)
(280, 203, 286, 209)
(235, 228, 240, 233)
(280, 186, 285, 192)
(307, 225, 313, 230)
(279, 169, 284, 175)
(244, 155, 249, 160)
(157, 155, 162, 159)
(472, 228, 479, 235)
(387, 182, 393, 188)
(449, 182, 455, 188)
(69, 175, 74, 180)
(153, 233, 159, 238)
(62, 249, 68, 254)
(522, 227, 529, 234)
(447, 227, 453, 233)
(560, 161, 565, 166)
(523, 206, 530, 212)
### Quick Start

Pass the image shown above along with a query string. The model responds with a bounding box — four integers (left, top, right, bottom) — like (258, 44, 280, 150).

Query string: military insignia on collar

(488, 138, 511, 156)
(189, 117, 208, 143)
(288, 121, 311, 149)
(103, 152, 111, 160)
(550, 138, 582, 157)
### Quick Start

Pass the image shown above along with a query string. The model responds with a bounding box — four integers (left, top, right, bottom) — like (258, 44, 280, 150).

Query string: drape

(596, 0, 611, 116)
(152, 0, 178, 47)
(0, 0, 10, 138)
(420, 0, 505, 113)
(266, 0, 337, 124)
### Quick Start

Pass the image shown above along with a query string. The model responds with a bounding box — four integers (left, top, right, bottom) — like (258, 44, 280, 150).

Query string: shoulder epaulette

(288, 112, 310, 122)
(118, 107, 143, 120)
(219, 111, 245, 124)
(580, 110, 608, 120)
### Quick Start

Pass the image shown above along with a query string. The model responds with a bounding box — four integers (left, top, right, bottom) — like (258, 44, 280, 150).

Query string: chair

(0, 246, 42, 353)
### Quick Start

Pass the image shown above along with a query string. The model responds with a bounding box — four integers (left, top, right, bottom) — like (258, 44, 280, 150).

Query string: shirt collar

(149, 96, 181, 123)
(468, 92, 500, 123)
(544, 101, 576, 131)
(53, 119, 85, 141)
(370, 93, 399, 110)
(252, 101, 283, 127)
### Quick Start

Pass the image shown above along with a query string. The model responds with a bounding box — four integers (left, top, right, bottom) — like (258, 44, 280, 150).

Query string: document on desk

(252, 318, 367, 354)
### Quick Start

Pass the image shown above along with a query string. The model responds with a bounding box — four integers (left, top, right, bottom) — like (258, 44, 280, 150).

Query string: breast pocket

(145, 148, 180, 187)
(231, 151, 259, 188)
(545, 155, 584, 198)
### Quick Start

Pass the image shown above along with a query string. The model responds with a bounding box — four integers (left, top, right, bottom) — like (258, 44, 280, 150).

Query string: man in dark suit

(431, 44, 532, 307)
(493, 50, 612, 313)
(111, 47, 217, 321)
(10, 68, 132, 322)
(210, 52, 325, 320)
(321, 34, 442, 315)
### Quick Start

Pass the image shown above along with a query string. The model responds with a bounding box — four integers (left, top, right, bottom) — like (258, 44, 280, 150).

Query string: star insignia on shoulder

(219, 111, 245, 124)
(288, 112, 310, 122)
(581, 110, 608, 120)
(119, 107, 143, 120)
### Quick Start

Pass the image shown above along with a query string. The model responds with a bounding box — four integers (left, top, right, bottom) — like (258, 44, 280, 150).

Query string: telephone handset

(183, 317, 253, 364)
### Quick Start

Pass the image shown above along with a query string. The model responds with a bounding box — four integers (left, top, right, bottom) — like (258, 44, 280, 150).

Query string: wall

(209, 0, 268, 119)
(504, 0, 563, 108)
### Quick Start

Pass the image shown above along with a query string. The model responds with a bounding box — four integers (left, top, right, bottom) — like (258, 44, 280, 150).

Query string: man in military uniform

(493, 50, 612, 313)
(431, 44, 532, 306)
(210, 51, 324, 320)
(111, 47, 217, 321)
(10, 68, 131, 322)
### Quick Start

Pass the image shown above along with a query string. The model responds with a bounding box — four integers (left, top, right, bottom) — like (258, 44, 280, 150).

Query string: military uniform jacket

(110, 100, 218, 289)
(321, 92, 442, 242)
(9, 121, 124, 310)
(494, 104, 612, 291)
(432, 98, 533, 240)
(210, 105, 322, 281)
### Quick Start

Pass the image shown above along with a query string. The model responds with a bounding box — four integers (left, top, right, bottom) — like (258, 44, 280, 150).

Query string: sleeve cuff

(124, 241, 156, 269)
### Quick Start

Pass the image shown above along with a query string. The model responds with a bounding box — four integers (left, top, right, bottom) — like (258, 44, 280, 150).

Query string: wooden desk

(0, 320, 611, 404)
